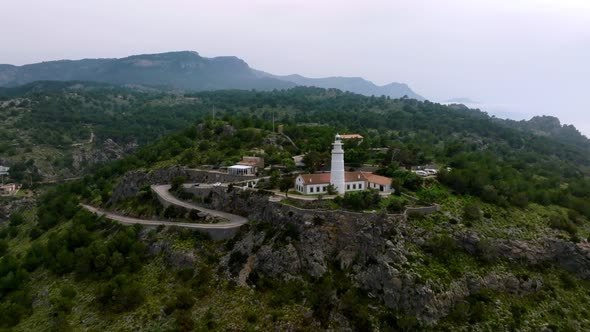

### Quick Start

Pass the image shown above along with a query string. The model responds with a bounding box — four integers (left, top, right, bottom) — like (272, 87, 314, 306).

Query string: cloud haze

(1, 0, 589, 134)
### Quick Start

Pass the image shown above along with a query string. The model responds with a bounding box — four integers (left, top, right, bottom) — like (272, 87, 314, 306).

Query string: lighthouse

(330, 133, 346, 194)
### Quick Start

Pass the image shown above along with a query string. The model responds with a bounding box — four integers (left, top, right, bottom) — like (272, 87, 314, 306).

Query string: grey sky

(2, 0, 589, 134)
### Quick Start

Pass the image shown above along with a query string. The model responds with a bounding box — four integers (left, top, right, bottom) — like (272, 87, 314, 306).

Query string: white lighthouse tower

(330, 133, 346, 194)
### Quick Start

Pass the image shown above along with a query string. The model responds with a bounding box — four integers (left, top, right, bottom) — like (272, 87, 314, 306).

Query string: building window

(380, 185, 384, 191)
(323, 186, 327, 192)
(359, 183, 363, 189)
(353, 184, 356, 189)
(310, 187, 314, 193)
(347, 184, 350, 190)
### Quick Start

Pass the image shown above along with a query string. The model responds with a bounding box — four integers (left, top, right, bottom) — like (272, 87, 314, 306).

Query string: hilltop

(0, 84, 589, 182)
(1, 109, 589, 330)
(0, 51, 423, 99)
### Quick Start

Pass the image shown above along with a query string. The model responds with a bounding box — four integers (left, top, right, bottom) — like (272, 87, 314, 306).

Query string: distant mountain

(443, 97, 478, 104)
(0, 51, 423, 99)
(254, 71, 424, 100)
(506, 115, 588, 144)
(0, 51, 294, 91)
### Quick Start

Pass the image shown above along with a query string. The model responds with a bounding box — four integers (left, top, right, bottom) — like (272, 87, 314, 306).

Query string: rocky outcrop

(109, 167, 250, 204)
(459, 232, 590, 280)
(210, 188, 549, 324)
(0, 197, 36, 222)
(110, 168, 590, 326)
(145, 237, 198, 270)
(176, 186, 586, 324)
(72, 138, 138, 171)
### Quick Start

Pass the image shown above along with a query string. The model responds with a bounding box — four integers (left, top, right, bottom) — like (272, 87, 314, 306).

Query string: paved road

(81, 204, 247, 230)
(151, 184, 248, 225)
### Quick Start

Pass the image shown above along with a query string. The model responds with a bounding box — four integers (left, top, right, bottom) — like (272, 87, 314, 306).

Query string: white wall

(345, 181, 365, 192)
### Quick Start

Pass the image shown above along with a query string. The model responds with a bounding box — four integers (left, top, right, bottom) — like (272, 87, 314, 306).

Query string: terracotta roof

(299, 173, 331, 184)
(298, 171, 392, 186)
(364, 173, 392, 186)
(345, 171, 367, 182)
(340, 134, 363, 139)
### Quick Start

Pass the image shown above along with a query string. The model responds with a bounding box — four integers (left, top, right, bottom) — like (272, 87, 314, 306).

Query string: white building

(228, 165, 256, 176)
(228, 156, 264, 176)
(294, 134, 393, 195)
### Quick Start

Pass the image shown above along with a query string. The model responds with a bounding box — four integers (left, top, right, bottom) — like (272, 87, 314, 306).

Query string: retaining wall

(405, 205, 440, 217)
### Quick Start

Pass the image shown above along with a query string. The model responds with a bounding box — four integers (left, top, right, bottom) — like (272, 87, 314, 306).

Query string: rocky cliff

(110, 167, 590, 327)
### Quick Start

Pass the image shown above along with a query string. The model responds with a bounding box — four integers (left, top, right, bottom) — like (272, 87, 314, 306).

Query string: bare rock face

(109, 166, 189, 204)
(192, 188, 583, 325)
(0, 197, 36, 223)
(146, 238, 197, 270)
(72, 138, 138, 171)
(111, 171, 589, 326)
(459, 232, 590, 280)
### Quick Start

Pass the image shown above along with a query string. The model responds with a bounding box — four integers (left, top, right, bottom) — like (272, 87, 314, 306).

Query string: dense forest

(3, 82, 589, 216)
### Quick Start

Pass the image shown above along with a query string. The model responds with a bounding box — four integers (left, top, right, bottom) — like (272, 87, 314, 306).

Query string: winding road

(150, 184, 247, 225)
(81, 203, 247, 230)
(80, 184, 248, 239)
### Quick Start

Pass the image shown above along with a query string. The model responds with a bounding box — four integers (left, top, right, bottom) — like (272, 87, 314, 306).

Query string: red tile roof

(299, 173, 331, 184)
(344, 172, 366, 182)
(298, 171, 391, 186)
(364, 173, 392, 186)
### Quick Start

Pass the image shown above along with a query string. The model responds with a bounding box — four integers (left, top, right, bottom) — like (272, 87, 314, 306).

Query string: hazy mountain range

(0, 51, 423, 99)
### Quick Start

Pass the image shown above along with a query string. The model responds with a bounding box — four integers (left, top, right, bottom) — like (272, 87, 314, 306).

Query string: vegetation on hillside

(1, 85, 590, 330)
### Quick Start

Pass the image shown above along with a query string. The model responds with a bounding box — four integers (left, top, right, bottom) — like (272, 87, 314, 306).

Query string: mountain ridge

(0, 51, 423, 99)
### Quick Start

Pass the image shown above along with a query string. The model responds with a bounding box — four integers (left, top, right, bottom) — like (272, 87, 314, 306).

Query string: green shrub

(0, 240, 8, 257)
(463, 203, 481, 221)
(96, 275, 144, 313)
(174, 310, 195, 332)
(549, 215, 578, 235)
(339, 190, 381, 211)
(171, 176, 187, 191)
(50, 285, 77, 315)
(423, 234, 460, 262)
(9, 213, 25, 227)
(385, 196, 406, 213)
(228, 251, 248, 275)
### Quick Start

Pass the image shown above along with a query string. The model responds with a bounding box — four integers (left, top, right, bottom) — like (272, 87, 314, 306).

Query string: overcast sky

(2, 0, 589, 135)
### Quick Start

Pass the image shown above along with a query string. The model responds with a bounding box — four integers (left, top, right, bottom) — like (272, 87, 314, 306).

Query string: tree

(279, 176, 294, 198)
(402, 172, 423, 191)
(326, 184, 337, 195)
(171, 176, 187, 191)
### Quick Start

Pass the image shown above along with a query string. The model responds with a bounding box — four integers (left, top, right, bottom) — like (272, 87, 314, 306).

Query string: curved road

(81, 204, 247, 230)
(80, 184, 248, 233)
(151, 184, 248, 225)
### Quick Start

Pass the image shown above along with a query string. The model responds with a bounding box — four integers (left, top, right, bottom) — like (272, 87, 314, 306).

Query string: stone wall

(184, 186, 397, 226)
(405, 205, 440, 217)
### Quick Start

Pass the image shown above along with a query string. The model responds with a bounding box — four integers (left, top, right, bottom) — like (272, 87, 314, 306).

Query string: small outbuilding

(0, 183, 19, 196)
(228, 165, 256, 176)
